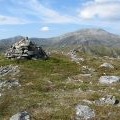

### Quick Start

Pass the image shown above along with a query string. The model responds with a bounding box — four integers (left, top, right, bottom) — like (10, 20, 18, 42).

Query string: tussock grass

(0, 53, 120, 120)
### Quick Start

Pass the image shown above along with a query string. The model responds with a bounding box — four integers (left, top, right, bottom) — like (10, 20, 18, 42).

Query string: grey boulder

(10, 111, 30, 120)
(75, 104, 95, 120)
(99, 76, 120, 84)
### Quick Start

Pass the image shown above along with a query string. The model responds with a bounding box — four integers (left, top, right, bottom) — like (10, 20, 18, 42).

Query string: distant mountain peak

(1, 28, 120, 57)
(73, 28, 112, 35)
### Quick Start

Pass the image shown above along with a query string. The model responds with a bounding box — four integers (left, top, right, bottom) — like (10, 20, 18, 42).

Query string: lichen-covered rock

(5, 37, 48, 60)
(75, 104, 95, 120)
(10, 111, 30, 120)
(99, 76, 120, 84)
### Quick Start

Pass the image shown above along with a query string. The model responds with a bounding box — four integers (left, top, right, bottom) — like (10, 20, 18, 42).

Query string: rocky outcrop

(75, 104, 95, 120)
(0, 65, 19, 77)
(67, 50, 84, 64)
(0, 79, 21, 89)
(0, 79, 21, 97)
(5, 37, 48, 60)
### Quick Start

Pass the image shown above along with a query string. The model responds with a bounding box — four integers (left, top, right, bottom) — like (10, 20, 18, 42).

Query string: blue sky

(0, 0, 120, 39)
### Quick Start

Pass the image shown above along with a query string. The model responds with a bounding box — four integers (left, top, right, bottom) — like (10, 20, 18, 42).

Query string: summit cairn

(5, 37, 48, 60)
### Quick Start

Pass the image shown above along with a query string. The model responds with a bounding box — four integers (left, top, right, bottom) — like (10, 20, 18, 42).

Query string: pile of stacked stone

(5, 37, 48, 60)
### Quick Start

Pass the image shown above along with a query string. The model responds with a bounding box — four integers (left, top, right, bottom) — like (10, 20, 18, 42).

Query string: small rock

(100, 63, 114, 69)
(75, 104, 95, 120)
(10, 111, 30, 120)
(99, 76, 120, 84)
(95, 95, 119, 105)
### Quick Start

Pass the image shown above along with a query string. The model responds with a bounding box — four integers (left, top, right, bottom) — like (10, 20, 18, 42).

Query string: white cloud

(0, 15, 29, 25)
(1, 0, 120, 25)
(79, 0, 120, 21)
(8, 0, 78, 24)
(29, 0, 78, 24)
(95, 0, 120, 3)
(40, 26, 50, 32)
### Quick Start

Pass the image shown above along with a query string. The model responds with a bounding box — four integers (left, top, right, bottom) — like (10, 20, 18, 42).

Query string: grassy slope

(0, 53, 120, 120)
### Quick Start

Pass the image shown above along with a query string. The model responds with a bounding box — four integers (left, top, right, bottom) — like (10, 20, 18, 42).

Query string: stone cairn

(5, 37, 48, 60)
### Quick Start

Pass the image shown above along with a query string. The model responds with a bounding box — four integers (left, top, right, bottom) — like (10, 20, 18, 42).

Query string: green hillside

(0, 52, 120, 120)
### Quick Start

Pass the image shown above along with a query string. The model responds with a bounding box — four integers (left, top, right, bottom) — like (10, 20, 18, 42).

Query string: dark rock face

(5, 37, 48, 60)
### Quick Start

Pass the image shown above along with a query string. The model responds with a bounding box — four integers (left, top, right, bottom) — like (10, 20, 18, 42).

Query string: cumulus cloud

(40, 26, 50, 32)
(79, 0, 120, 21)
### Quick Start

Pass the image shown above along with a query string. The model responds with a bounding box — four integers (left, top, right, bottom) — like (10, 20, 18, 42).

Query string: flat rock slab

(75, 104, 95, 120)
(99, 76, 120, 84)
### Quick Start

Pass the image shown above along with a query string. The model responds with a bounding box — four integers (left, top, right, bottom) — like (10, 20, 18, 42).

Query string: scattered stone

(0, 79, 21, 89)
(95, 95, 119, 105)
(99, 76, 120, 84)
(0, 65, 19, 77)
(81, 66, 95, 74)
(68, 50, 84, 64)
(10, 111, 30, 120)
(100, 63, 114, 69)
(75, 104, 95, 120)
(5, 37, 48, 60)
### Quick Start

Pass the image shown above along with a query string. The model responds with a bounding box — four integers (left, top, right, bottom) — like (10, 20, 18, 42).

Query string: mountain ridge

(1, 28, 120, 56)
